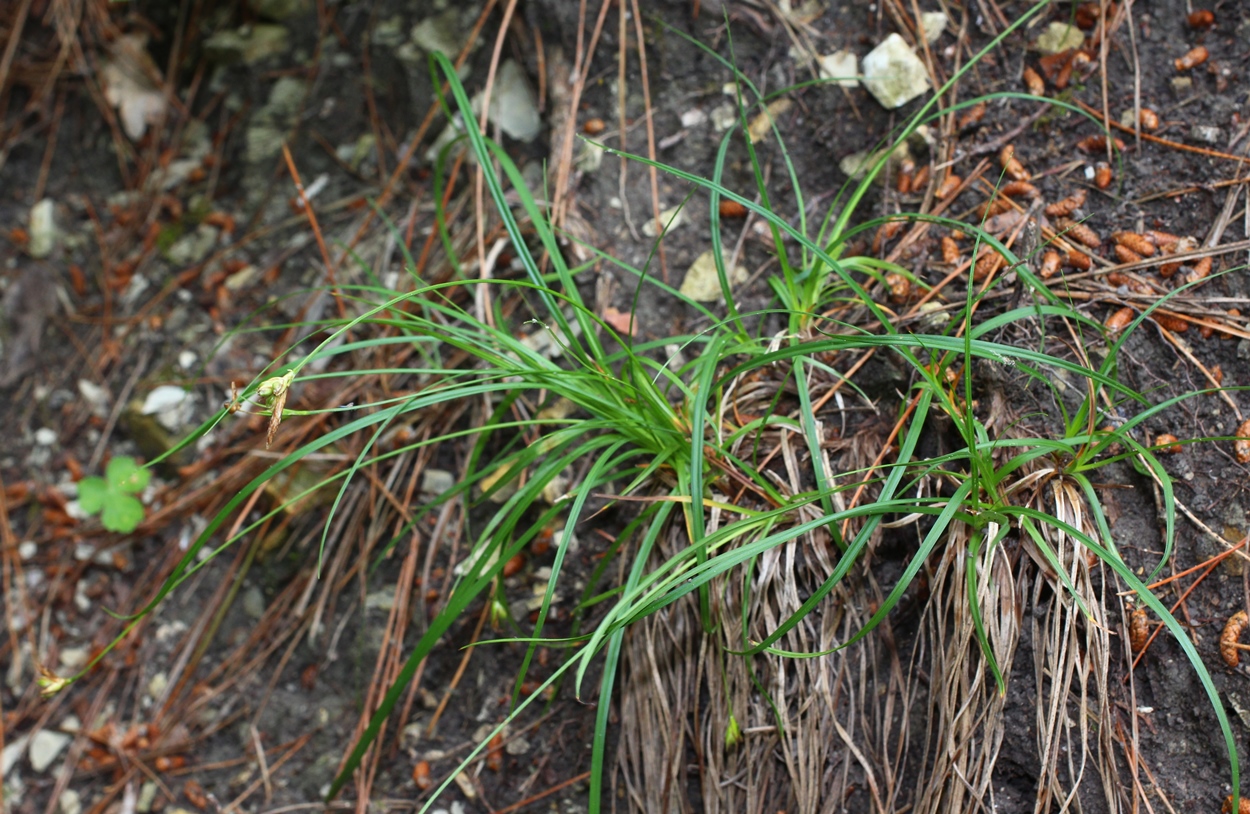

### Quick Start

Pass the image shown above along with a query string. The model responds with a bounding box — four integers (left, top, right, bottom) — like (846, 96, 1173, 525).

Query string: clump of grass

(60, 3, 1242, 811)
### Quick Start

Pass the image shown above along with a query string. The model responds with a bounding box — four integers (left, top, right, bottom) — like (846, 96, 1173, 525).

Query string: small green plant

(78, 456, 150, 533)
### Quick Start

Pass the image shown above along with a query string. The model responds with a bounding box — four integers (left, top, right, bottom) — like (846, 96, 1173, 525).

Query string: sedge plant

(56, 3, 1242, 811)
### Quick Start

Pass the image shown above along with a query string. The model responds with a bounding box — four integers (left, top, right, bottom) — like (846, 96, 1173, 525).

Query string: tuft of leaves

(78, 456, 150, 532)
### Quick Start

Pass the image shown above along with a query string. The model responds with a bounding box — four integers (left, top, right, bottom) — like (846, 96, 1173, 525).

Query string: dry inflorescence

(1221, 611, 1249, 667)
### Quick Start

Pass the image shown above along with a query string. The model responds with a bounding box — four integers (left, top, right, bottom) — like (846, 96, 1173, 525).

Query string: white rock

(504, 734, 530, 755)
(1037, 22, 1084, 55)
(921, 11, 948, 44)
(29, 199, 58, 258)
(58, 716, 81, 734)
(136, 781, 159, 814)
(177, 351, 197, 371)
(421, 469, 455, 498)
(78, 380, 110, 417)
(28, 730, 71, 772)
(18, 541, 37, 560)
(680, 108, 707, 128)
(2, 736, 29, 777)
(146, 672, 168, 701)
(485, 60, 540, 142)
(141, 385, 194, 432)
(861, 34, 931, 109)
(817, 50, 859, 88)
(141, 385, 187, 415)
(58, 647, 90, 671)
(58, 788, 82, 814)
(641, 206, 685, 238)
(34, 428, 58, 446)
(680, 250, 749, 303)
(710, 102, 737, 132)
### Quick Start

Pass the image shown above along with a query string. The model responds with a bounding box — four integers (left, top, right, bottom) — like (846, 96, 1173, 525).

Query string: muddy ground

(4, 0, 1250, 812)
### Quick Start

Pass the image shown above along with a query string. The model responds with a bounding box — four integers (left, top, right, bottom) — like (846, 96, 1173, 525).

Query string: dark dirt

(4, 0, 1250, 812)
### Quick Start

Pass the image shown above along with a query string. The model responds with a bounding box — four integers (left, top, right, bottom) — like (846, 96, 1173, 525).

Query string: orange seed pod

(1112, 232, 1156, 256)
(1175, 46, 1209, 71)
(1023, 66, 1044, 96)
(1094, 163, 1113, 189)
(1113, 244, 1143, 264)
(1054, 217, 1101, 248)
(940, 236, 961, 265)
(1104, 307, 1133, 332)
(935, 173, 962, 200)
(1039, 250, 1061, 278)
(1187, 10, 1214, 28)
(1153, 433, 1182, 453)
(1044, 189, 1087, 217)
(1128, 607, 1149, 652)
(1235, 418, 1250, 464)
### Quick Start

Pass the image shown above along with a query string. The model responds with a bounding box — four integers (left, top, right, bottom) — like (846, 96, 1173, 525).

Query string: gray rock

(58, 788, 82, 814)
(164, 223, 219, 266)
(205, 25, 290, 65)
(28, 199, 58, 258)
(1190, 125, 1223, 144)
(29, 730, 71, 772)
(921, 11, 948, 44)
(248, 0, 310, 21)
(486, 60, 541, 142)
(861, 34, 930, 109)
(1036, 22, 1084, 54)
(242, 585, 266, 619)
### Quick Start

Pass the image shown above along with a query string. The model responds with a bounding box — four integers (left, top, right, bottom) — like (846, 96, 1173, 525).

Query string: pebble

(58, 647, 89, 671)
(861, 34, 930, 109)
(29, 730, 72, 772)
(28, 199, 58, 258)
(1036, 22, 1084, 54)
(58, 788, 82, 814)
(679, 250, 749, 303)
(34, 428, 58, 446)
(242, 585, 266, 619)
(1190, 125, 1223, 144)
(2, 736, 29, 777)
(817, 50, 859, 88)
(136, 781, 158, 813)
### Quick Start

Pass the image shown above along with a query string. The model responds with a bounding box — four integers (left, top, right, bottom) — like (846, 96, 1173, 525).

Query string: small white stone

(1084, 165, 1096, 180)
(2, 736, 29, 777)
(1037, 22, 1084, 55)
(58, 788, 82, 814)
(641, 206, 685, 238)
(484, 60, 540, 143)
(29, 730, 72, 773)
(504, 734, 530, 755)
(29, 199, 58, 258)
(58, 716, 81, 734)
(680, 250, 750, 303)
(421, 469, 455, 498)
(680, 108, 707, 128)
(78, 380, 110, 417)
(141, 385, 187, 415)
(818, 50, 859, 88)
(178, 351, 198, 371)
(18, 541, 37, 560)
(921, 11, 948, 43)
(710, 102, 737, 132)
(147, 672, 168, 700)
(58, 647, 90, 671)
(136, 782, 159, 814)
(861, 34, 931, 109)
(34, 428, 58, 446)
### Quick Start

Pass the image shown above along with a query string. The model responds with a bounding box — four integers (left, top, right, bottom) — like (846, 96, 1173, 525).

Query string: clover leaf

(78, 456, 150, 533)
